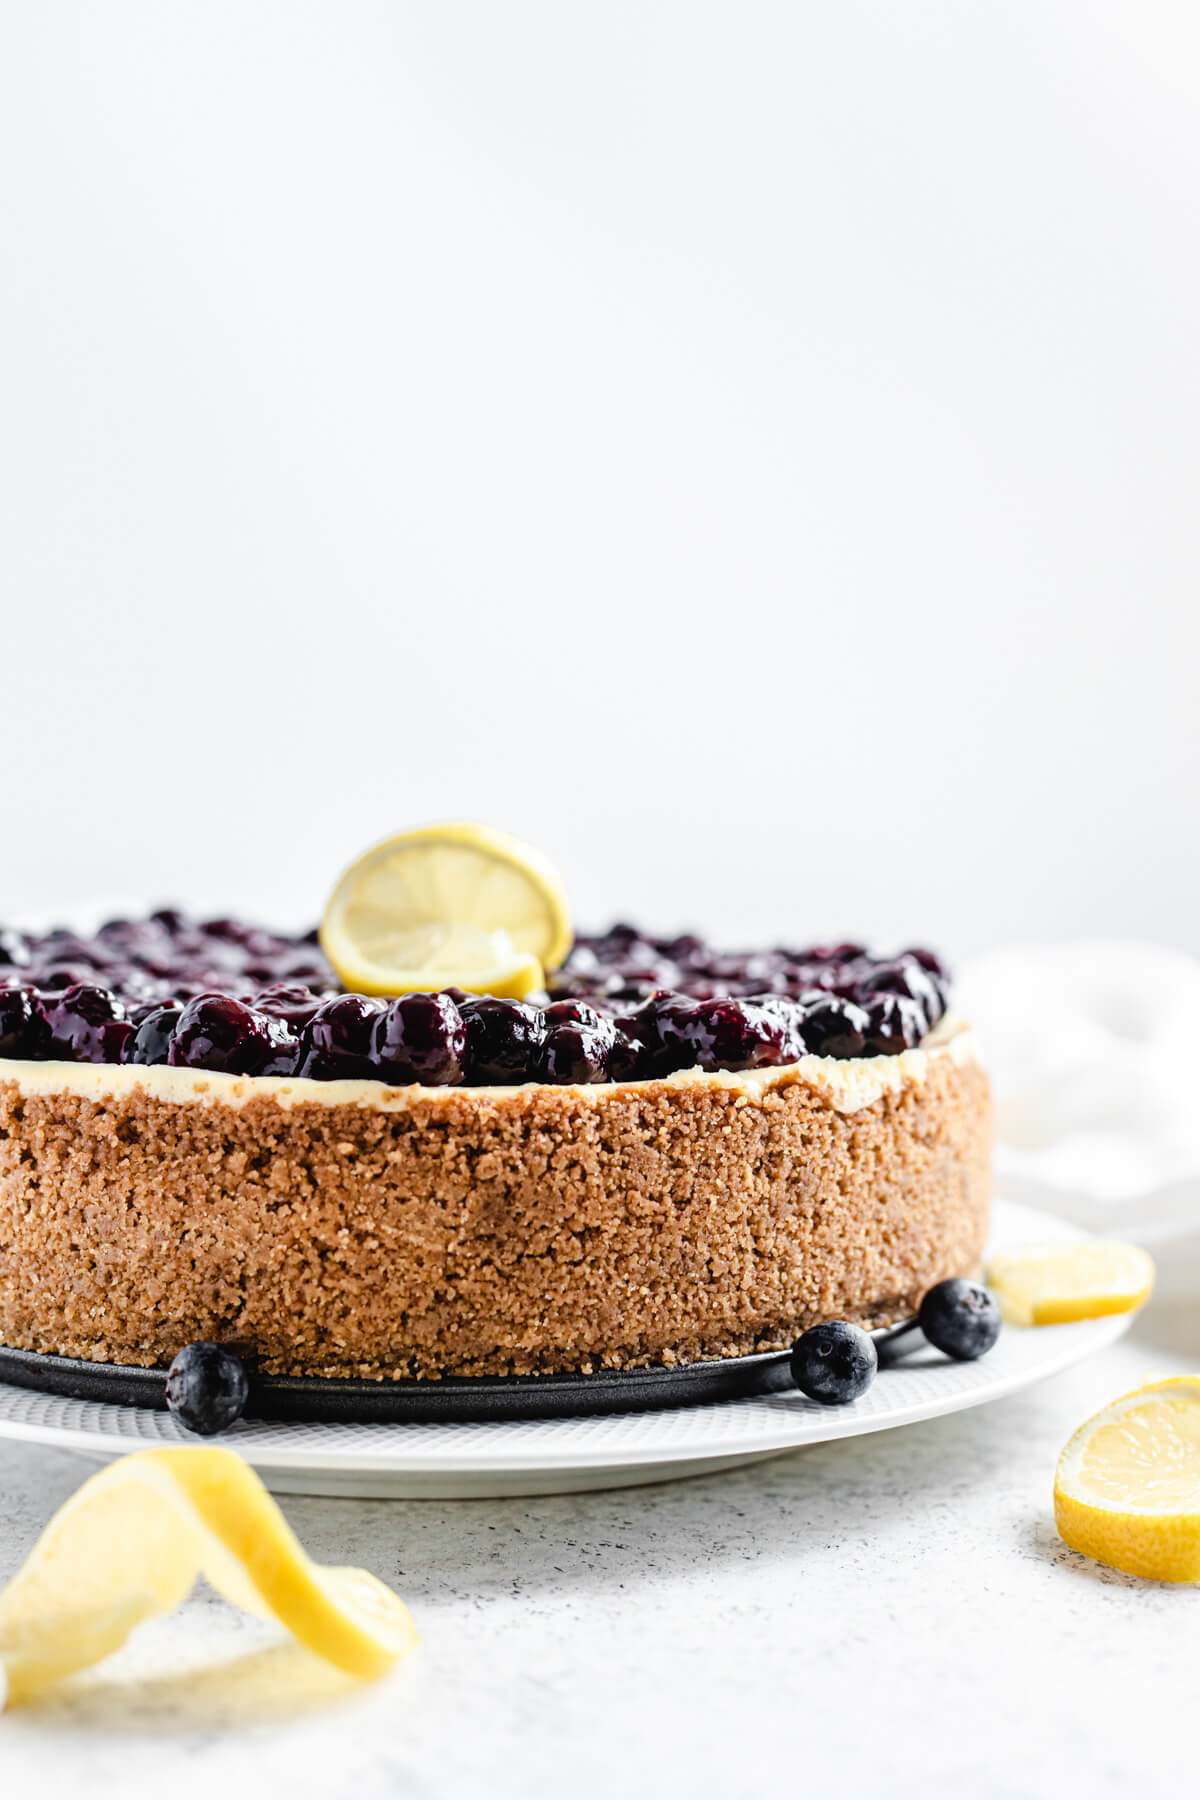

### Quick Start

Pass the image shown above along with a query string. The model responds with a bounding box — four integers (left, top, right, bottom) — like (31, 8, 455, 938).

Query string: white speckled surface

(0, 1300, 1196, 1798)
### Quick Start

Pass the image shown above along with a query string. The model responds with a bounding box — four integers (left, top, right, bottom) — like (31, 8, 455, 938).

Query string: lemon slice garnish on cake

(984, 1241, 1155, 1327)
(0, 1448, 418, 1708)
(320, 822, 572, 998)
(1054, 1377, 1200, 1582)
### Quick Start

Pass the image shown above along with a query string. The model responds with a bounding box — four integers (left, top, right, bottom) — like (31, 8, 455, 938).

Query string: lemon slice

(320, 822, 572, 998)
(984, 1241, 1155, 1327)
(0, 1448, 418, 1708)
(1054, 1377, 1200, 1582)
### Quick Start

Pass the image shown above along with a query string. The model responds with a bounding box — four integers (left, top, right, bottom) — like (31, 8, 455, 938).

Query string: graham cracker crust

(0, 1045, 991, 1379)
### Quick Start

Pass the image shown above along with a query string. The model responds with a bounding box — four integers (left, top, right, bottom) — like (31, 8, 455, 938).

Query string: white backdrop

(2, 2, 1197, 958)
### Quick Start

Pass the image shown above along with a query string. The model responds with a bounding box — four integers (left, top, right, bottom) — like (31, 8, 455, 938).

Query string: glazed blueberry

(799, 996, 870, 1059)
(165, 1342, 250, 1436)
(111, 965, 166, 1002)
(624, 994, 705, 1079)
(34, 930, 110, 969)
(603, 922, 642, 946)
(295, 994, 384, 1081)
(0, 927, 30, 969)
(168, 994, 291, 1076)
(149, 906, 189, 934)
(126, 998, 169, 1024)
(539, 1000, 617, 1083)
(805, 942, 868, 965)
(97, 917, 158, 950)
(254, 983, 323, 1031)
(373, 992, 467, 1085)
(861, 992, 926, 1057)
(39, 983, 132, 1063)
(123, 1000, 184, 1065)
(33, 963, 96, 994)
(607, 1011, 648, 1081)
(782, 962, 841, 995)
(790, 1320, 878, 1404)
(201, 917, 254, 944)
(542, 999, 605, 1028)
(460, 998, 547, 1085)
(918, 1279, 1002, 1361)
(856, 959, 942, 1026)
(901, 946, 951, 982)
(271, 948, 337, 987)
(258, 1026, 302, 1077)
(749, 996, 809, 1064)
(0, 985, 43, 1059)
(688, 997, 805, 1071)
(658, 932, 705, 964)
(689, 999, 759, 1070)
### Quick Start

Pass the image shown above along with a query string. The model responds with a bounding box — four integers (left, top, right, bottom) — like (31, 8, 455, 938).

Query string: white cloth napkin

(957, 940, 1200, 1294)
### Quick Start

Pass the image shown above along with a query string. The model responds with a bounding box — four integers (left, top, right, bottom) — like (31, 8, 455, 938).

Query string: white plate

(0, 1199, 1131, 1496)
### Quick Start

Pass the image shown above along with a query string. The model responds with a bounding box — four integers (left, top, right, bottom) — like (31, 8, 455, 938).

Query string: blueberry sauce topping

(0, 914, 950, 1086)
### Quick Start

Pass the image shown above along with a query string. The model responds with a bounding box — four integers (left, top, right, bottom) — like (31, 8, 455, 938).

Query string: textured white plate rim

(0, 1198, 1135, 1476)
(0, 1316, 1130, 1471)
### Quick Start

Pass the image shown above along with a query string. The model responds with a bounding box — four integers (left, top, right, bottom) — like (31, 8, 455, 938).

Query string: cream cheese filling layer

(0, 1017, 976, 1117)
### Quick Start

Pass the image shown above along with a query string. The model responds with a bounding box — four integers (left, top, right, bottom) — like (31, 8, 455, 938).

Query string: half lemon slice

(1054, 1377, 1200, 1582)
(0, 1448, 418, 1708)
(984, 1241, 1155, 1327)
(320, 822, 572, 998)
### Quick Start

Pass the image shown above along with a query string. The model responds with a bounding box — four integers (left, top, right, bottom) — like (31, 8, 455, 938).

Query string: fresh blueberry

(373, 991, 467, 1085)
(789, 1320, 878, 1404)
(460, 998, 546, 1084)
(165, 1342, 250, 1435)
(918, 1279, 1001, 1360)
